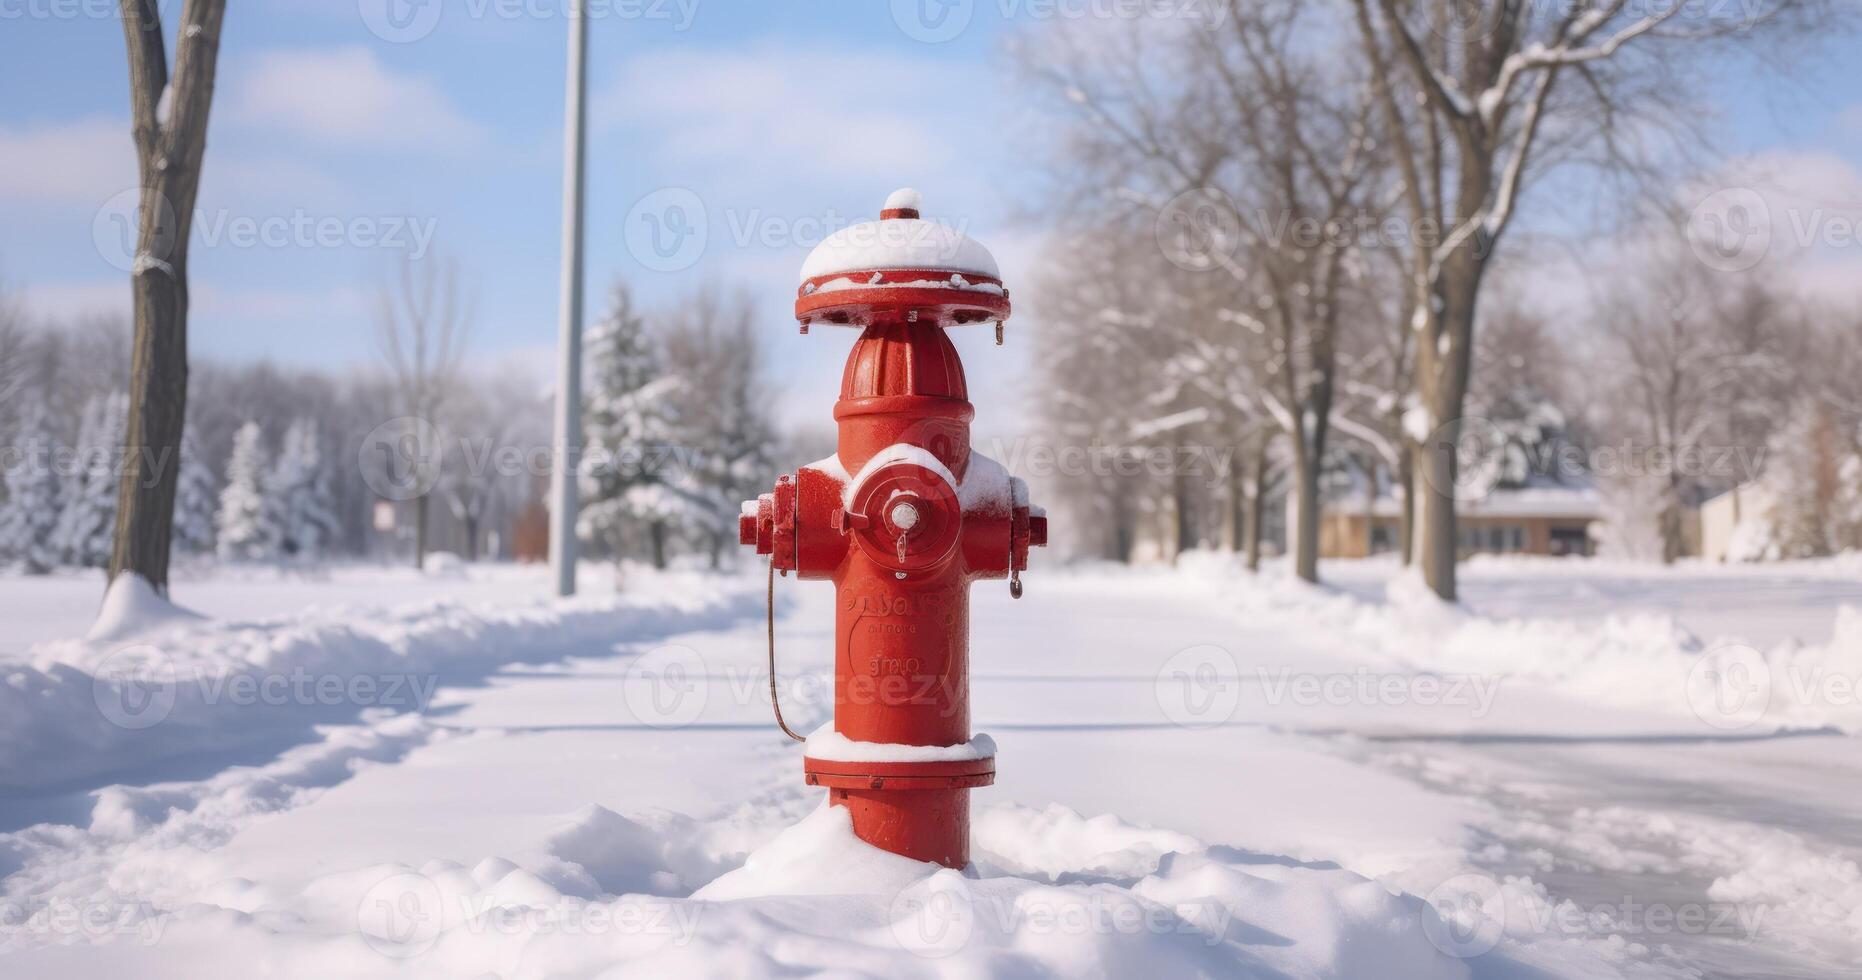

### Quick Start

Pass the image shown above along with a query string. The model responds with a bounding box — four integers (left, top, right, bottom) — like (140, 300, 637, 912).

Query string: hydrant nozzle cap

(881, 187, 922, 220)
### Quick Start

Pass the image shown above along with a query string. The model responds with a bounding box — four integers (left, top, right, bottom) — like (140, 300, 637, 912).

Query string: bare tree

(1593, 244, 1795, 562)
(375, 255, 472, 570)
(107, 0, 229, 595)
(1021, 1, 1387, 582)
(661, 283, 778, 568)
(1349, 0, 1836, 598)
(1028, 224, 1180, 562)
(439, 377, 535, 562)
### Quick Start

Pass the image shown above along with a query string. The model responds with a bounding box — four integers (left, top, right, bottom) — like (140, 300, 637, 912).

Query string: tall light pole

(549, 0, 589, 597)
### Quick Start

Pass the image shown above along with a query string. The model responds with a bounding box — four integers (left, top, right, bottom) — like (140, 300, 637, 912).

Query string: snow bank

(457, 802, 1513, 977)
(693, 802, 942, 900)
(0, 572, 761, 793)
(84, 573, 203, 643)
(1178, 551, 1862, 734)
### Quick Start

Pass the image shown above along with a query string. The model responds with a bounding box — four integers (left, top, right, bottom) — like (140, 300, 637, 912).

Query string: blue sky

(0, 0, 1056, 430)
(3, 2, 1859, 430)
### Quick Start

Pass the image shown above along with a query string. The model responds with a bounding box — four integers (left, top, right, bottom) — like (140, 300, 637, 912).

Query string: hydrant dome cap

(799, 192, 1000, 284)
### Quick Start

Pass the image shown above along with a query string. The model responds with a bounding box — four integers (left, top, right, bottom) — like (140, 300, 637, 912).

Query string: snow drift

(0, 572, 761, 794)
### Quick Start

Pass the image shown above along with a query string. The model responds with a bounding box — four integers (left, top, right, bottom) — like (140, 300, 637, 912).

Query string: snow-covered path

(4, 561, 1861, 977)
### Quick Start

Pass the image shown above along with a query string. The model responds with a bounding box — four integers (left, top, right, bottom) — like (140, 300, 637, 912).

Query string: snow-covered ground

(2, 556, 1860, 978)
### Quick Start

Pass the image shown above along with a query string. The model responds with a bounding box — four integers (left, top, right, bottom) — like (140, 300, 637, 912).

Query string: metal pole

(549, 0, 588, 597)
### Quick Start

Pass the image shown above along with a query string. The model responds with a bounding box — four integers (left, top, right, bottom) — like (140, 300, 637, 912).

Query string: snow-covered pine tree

(577, 282, 703, 571)
(0, 406, 64, 573)
(217, 421, 276, 561)
(172, 430, 218, 554)
(53, 391, 126, 568)
(267, 416, 339, 560)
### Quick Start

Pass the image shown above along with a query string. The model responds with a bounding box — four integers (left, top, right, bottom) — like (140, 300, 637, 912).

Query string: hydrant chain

(766, 560, 807, 743)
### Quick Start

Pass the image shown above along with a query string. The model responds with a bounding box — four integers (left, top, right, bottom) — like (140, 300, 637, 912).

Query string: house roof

(1338, 482, 1602, 521)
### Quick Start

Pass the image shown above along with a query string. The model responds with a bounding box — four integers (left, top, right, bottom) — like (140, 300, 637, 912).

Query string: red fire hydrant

(740, 189, 1046, 868)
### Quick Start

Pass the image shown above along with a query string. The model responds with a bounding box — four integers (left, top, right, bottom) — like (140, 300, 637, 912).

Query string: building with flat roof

(1302, 482, 1602, 559)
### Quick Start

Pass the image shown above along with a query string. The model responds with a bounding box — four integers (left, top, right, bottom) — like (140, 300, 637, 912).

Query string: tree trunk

(464, 512, 480, 562)
(1173, 466, 1194, 561)
(1361, 458, 1378, 555)
(1413, 261, 1481, 602)
(1244, 441, 1266, 573)
(111, 265, 189, 593)
(650, 520, 668, 570)
(1157, 492, 1178, 566)
(1291, 442, 1320, 584)
(1397, 440, 1415, 566)
(1660, 471, 1684, 565)
(1113, 500, 1135, 564)
(108, 0, 229, 596)
(1222, 449, 1243, 553)
(414, 494, 430, 569)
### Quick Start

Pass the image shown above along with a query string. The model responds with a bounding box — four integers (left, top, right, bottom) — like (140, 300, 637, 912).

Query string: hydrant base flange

(803, 756, 997, 790)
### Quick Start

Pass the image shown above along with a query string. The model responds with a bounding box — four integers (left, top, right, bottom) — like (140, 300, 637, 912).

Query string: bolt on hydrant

(740, 189, 1047, 868)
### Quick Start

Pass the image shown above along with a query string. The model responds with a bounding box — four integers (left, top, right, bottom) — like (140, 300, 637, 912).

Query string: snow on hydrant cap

(798, 188, 1000, 284)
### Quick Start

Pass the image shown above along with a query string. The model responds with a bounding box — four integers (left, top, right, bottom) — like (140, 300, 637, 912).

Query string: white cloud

(14, 279, 377, 331)
(0, 117, 137, 206)
(16, 279, 129, 324)
(1689, 150, 1862, 300)
(1840, 103, 1862, 136)
(232, 46, 486, 152)
(597, 42, 992, 188)
(192, 283, 368, 321)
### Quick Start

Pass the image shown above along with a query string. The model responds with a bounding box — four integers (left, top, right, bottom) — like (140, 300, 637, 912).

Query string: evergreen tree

(0, 406, 64, 573)
(577, 282, 705, 570)
(54, 391, 126, 568)
(172, 431, 218, 555)
(267, 416, 339, 559)
(217, 421, 275, 561)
